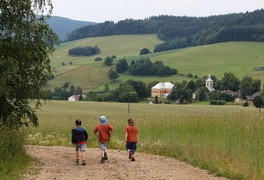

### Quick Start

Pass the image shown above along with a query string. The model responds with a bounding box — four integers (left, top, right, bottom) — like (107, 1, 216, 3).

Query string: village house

(221, 89, 239, 96)
(68, 94, 86, 101)
(234, 91, 261, 105)
(68, 95, 80, 101)
(151, 82, 174, 98)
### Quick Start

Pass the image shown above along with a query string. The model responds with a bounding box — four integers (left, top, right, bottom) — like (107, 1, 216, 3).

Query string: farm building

(234, 91, 261, 105)
(68, 95, 80, 101)
(68, 94, 86, 101)
(151, 82, 174, 98)
(245, 91, 261, 101)
(221, 89, 239, 96)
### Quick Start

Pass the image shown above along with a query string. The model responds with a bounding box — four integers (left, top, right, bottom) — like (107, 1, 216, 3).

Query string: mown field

(47, 34, 264, 93)
(26, 100, 264, 180)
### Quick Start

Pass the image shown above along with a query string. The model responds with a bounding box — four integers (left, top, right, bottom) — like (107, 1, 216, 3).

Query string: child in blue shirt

(72, 119, 88, 165)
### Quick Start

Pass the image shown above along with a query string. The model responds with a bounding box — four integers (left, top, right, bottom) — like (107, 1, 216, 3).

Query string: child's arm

(109, 125, 114, 135)
(125, 132, 128, 142)
(71, 129, 76, 144)
(93, 127, 99, 137)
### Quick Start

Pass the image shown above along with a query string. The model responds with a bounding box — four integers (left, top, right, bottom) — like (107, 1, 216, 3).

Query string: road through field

(24, 146, 228, 180)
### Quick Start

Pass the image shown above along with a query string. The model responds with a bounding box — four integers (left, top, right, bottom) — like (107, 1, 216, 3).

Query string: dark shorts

(126, 142, 137, 154)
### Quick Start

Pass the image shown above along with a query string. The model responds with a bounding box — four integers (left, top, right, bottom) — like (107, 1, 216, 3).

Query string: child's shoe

(81, 160, 86, 166)
(75, 159, 80, 165)
(131, 157, 135, 162)
(100, 157, 105, 163)
(128, 152, 132, 159)
(104, 152, 108, 160)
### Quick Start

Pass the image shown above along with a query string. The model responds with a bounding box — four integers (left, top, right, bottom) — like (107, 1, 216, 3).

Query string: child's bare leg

(81, 151, 86, 161)
(76, 150, 80, 159)
(80, 150, 86, 165)
(75, 150, 80, 164)
(100, 143, 107, 163)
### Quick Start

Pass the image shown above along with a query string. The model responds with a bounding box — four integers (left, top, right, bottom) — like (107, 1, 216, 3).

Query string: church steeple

(206, 73, 215, 92)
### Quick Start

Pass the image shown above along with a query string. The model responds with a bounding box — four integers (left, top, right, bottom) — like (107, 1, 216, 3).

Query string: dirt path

(24, 146, 228, 180)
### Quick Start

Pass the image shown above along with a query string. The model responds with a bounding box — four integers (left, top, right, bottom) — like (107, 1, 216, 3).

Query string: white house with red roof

(151, 82, 174, 98)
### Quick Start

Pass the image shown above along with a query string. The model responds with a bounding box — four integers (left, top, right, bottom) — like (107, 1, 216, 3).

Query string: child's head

(75, 119, 82, 126)
(127, 118, 134, 126)
(99, 116, 107, 125)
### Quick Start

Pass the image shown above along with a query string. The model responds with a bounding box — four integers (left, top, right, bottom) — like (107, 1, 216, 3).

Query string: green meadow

(26, 100, 264, 180)
(47, 34, 264, 92)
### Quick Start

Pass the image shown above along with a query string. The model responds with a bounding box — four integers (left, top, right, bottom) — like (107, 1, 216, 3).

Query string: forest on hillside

(66, 9, 264, 52)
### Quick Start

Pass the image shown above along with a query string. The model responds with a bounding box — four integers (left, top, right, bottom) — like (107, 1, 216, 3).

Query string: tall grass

(0, 128, 30, 180)
(27, 101, 264, 179)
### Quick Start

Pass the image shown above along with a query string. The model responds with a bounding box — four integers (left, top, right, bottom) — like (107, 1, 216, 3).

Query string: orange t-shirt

(125, 125, 138, 142)
(94, 124, 114, 143)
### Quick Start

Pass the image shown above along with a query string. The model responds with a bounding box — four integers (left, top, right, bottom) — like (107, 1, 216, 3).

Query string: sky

(52, 0, 264, 23)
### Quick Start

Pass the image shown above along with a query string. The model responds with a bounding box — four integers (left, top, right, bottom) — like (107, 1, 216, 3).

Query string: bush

(0, 128, 29, 178)
(243, 101, 249, 107)
(95, 57, 103, 62)
(140, 48, 150, 55)
(210, 100, 226, 105)
(68, 46, 100, 56)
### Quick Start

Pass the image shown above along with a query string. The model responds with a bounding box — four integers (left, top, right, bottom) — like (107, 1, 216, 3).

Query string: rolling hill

(47, 34, 264, 93)
(45, 16, 96, 41)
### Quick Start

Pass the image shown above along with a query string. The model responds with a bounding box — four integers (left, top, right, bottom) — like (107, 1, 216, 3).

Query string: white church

(192, 73, 215, 100)
(205, 73, 215, 92)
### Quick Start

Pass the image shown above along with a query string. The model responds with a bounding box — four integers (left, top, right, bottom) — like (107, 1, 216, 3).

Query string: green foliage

(86, 80, 149, 102)
(194, 86, 209, 101)
(243, 101, 249, 107)
(95, 57, 103, 62)
(155, 95, 159, 104)
(46, 82, 83, 100)
(219, 72, 240, 91)
(115, 58, 128, 73)
(108, 68, 119, 82)
(68, 46, 100, 56)
(0, 129, 29, 179)
(168, 82, 192, 103)
(104, 56, 115, 66)
(253, 96, 264, 109)
(209, 90, 237, 102)
(0, 0, 58, 129)
(126, 79, 149, 100)
(139, 48, 150, 55)
(240, 76, 253, 98)
(129, 57, 177, 76)
(210, 100, 226, 105)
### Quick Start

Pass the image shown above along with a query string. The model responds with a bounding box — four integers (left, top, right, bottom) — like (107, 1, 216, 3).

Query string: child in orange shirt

(125, 118, 138, 162)
(94, 116, 114, 163)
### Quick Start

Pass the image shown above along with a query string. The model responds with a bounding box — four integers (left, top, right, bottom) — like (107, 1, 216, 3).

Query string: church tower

(206, 73, 215, 92)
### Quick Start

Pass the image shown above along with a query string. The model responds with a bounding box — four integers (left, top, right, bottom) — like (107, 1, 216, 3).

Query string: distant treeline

(114, 57, 177, 77)
(68, 46, 100, 56)
(129, 58, 177, 76)
(67, 9, 264, 52)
